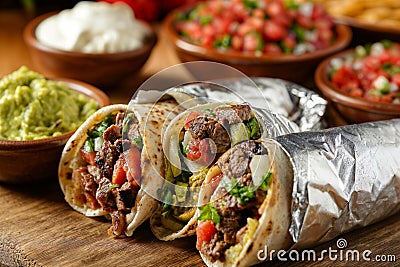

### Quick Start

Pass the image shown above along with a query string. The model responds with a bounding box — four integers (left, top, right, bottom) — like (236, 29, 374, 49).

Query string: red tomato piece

(124, 147, 142, 184)
(196, 220, 218, 250)
(263, 21, 286, 41)
(391, 74, 400, 86)
(80, 149, 97, 166)
(186, 139, 213, 166)
(187, 140, 202, 161)
(112, 155, 127, 185)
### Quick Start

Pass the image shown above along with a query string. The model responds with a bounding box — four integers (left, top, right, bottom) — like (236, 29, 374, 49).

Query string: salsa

(329, 40, 400, 104)
(0, 66, 99, 140)
(174, 0, 335, 55)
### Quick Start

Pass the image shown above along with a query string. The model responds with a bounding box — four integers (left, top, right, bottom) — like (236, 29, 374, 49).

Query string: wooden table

(0, 9, 398, 267)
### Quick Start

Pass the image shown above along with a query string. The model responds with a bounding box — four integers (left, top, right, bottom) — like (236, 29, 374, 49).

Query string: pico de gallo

(329, 40, 400, 104)
(173, 0, 336, 55)
(160, 104, 262, 229)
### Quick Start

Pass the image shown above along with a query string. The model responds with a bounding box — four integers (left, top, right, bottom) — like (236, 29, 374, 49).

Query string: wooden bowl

(23, 11, 157, 88)
(163, 6, 352, 86)
(0, 78, 110, 184)
(315, 49, 400, 123)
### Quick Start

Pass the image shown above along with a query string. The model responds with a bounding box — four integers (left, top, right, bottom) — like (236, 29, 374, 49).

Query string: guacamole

(0, 66, 99, 140)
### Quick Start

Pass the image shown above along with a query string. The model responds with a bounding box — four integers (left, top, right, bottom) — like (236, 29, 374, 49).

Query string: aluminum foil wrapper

(134, 78, 327, 134)
(271, 119, 400, 249)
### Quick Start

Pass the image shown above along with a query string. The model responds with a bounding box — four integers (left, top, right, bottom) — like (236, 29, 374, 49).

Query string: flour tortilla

(59, 102, 184, 236)
(198, 140, 294, 267)
(150, 102, 268, 241)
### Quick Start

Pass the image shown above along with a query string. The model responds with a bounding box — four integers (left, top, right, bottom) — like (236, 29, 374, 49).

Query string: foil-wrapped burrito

(195, 119, 400, 267)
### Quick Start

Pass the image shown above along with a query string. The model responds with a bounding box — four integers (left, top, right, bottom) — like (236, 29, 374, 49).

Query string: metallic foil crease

(272, 119, 400, 248)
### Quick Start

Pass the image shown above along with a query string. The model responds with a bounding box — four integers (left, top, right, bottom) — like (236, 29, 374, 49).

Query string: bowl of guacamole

(0, 66, 110, 183)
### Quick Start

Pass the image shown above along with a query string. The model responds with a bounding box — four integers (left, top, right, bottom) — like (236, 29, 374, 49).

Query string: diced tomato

(112, 155, 127, 185)
(124, 147, 142, 184)
(296, 14, 313, 28)
(265, 0, 285, 18)
(391, 74, 400, 86)
(183, 111, 202, 131)
(186, 139, 214, 166)
(80, 149, 97, 166)
(176, 0, 336, 55)
(232, 35, 243, 50)
(187, 140, 202, 161)
(196, 220, 218, 250)
(263, 43, 282, 54)
(263, 20, 286, 41)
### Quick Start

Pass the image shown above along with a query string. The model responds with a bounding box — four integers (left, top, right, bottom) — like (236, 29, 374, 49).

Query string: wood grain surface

(0, 8, 398, 267)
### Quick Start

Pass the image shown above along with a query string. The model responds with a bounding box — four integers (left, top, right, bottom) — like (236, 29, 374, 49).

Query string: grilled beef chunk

(201, 233, 228, 263)
(95, 140, 119, 179)
(103, 124, 122, 144)
(215, 104, 252, 125)
(108, 210, 126, 236)
(217, 141, 267, 179)
(188, 115, 230, 153)
(115, 182, 137, 211)
(96, 178, 116, 213)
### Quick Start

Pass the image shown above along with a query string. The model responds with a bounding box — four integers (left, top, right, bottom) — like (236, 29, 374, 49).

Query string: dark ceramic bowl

(315, 49, 400, 123)
(0, 78, 110, 184)
(23, 11, 157, 88)
(163, 5, 352, 85)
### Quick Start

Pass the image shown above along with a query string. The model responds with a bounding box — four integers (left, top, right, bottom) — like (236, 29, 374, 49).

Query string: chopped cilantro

(381, 39, 393, 49)
(243, 0, 258, 9)
(213, 34, 232, 50)
(198, 203, 220, 224)
(133, 136, 143, 150)
(108, 184, 120, 190)
(284, 0, 300, 9)
(203, 108, 215, 116)
(292, 24, 305, 43)
(200, 15, 212, 25)
(83, 138, 94, 152)
(245, 117, 261, 140)
(258, 171, 272, 191)
(222, 179, 255, 205)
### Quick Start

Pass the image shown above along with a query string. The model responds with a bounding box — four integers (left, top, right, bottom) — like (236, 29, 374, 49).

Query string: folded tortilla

(150, 103, 268, 241)
(195, 140, 293, 267)
(58, 102, 184, 236)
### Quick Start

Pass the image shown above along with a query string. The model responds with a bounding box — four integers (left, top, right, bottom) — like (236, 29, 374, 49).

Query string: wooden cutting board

(0, 179, 398, 267)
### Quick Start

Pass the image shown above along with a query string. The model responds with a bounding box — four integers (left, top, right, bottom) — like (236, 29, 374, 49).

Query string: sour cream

(35, 1, 150, 53)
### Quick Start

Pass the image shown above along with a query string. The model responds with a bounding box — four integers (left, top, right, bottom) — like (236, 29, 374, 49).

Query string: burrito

(58, 102, 184, 237)
(196, 119, 400, 266)
(150, 102, 267, 241)
(195, 140, 293, 267)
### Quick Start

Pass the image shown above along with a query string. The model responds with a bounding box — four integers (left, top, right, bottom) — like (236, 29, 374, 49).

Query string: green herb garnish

(292, 24, 305, 43)
(258, 171, 272, 191)
(381, 39, 393, 49)
(198, 203, 220, 224)
(284, 0, 300, 10)
(200, 15, 212, 25)
(84, 114, 113, 152)
(246, 117, 261, 139)
(133, 136, 143, 150)
(244, 0, 258, 9)
(222, 179, 255, 205)
(213, 34, 232, 50)
(109, 184, 120, 190)
(203, 108, 215, 116)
